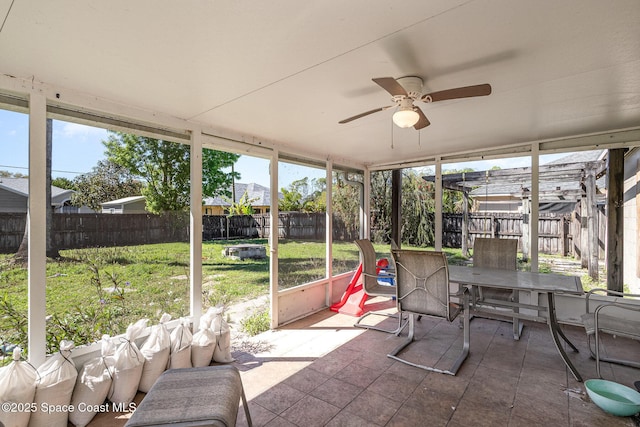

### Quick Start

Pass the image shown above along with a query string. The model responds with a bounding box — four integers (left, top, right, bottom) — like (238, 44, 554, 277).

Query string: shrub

(240, 309, 270, 336)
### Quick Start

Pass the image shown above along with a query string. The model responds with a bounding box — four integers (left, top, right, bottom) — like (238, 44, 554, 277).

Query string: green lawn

(0, 239, 364, 353)
(0, 239, 604, 357)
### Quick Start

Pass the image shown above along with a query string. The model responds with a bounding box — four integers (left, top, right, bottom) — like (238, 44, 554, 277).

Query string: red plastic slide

(330, 263, 367, 316)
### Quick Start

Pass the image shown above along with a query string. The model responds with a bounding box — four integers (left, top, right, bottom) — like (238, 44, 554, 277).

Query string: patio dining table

(448, 265, 584, 382)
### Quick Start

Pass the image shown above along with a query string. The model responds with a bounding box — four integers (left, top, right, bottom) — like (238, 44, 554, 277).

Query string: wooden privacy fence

(445, 212, 564, 252)
(0, 211, 602, 257)
(0, 212, 359, 253)
(443, 211, 605, 259)
(0, 213, 190, 253)
(220, 212, 358, 241)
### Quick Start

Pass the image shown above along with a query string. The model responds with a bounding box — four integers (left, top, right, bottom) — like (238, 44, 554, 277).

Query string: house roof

(544, 150, 607, 166)
(203, 183, 280, 207)
(101, 195, 146, 206)
(0, 177, 73, 199)
(1, 1, 638, 170)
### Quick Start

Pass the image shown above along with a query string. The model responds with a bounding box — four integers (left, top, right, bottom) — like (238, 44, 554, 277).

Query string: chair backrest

(354, 239, 394, 297)
(473, 238, 517, 270)
(391, 249, 453, 321)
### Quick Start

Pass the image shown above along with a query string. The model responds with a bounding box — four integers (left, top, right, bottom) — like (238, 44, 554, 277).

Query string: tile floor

(89, 299, 640, 427)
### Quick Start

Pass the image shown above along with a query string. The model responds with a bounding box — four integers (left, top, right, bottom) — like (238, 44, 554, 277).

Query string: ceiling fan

(339, 76, 491, 130)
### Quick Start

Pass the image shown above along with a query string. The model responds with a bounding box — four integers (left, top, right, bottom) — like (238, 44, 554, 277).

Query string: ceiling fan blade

(421, 83, 491, 103)
(372, 77, 408, 97)
(338, 106, 394, 124)
(413, 107, 430, 130)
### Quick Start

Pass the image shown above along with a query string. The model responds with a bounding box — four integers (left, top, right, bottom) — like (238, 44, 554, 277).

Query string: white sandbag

(211, 307, 234, 363)
(0, 347, 38, 427)
(138, 313, 171, 392)
(109, 319, 147, 406)
(69, 336, 115, 427)
(168, 318, 192, 369)
(29, 340, 77, 427)
(191, 316, 216, 367)
(201, 306, 217, 327)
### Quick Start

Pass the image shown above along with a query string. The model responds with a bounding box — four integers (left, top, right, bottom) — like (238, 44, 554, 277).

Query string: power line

(0, 164, 87, 175)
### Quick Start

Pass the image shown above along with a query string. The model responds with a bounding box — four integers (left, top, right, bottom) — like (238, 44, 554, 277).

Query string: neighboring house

(0, 177, 82, 213)
(101, 195, 147, 214)
(203, 182, 280, 215)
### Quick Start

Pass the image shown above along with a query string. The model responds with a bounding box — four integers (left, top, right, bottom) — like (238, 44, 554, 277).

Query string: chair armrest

(585, 288, 640, 313)
(593, 302, 640, 340)
(594, 301, 640, 318)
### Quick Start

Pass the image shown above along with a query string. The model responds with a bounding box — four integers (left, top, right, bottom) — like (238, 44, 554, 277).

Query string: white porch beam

(369, 127, 640, 171)
(325, 160, 333, 306)
(530, 144, 539, 272)
(27, 91, 47, 367)
(189, 128, 203, 326)
(363, 169, 371, 240)
(269, 150, 279, 328)
(435, 158, 443, 251)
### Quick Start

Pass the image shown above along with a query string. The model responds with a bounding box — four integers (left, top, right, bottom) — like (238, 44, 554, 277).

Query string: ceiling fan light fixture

(392, 108, 420, 128)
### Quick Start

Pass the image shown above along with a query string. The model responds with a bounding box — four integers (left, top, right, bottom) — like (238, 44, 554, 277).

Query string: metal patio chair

(353, 239, 407, 334)
(472, 237, 522, 339)
(581, 288, 640, 378)
(387, 249, 470, 375)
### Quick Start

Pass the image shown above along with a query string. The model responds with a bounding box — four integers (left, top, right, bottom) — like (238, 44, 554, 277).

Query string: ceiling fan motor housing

(395, 76, 423, 101)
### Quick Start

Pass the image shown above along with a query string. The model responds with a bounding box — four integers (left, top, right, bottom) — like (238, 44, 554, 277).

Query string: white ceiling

(1, 0, 639, 168)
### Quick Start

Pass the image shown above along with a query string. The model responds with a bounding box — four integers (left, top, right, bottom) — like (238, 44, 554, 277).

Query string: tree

(0, 170, 27, 178)
(15, 119, 58, 260)
(370, 170, 393, 243)
(278, 187, 303, 212)
(51, 177, 75, 190)
(401, 169, 435, 247)
(202, 150, 242, 203)
(278, 177, 326, 213)
(331, 172, 361, 239)
(442, 168, 476, 213)
(103, 132, 240, 213)
(226, 190, 257, 215)
(71, 160, 144, 211)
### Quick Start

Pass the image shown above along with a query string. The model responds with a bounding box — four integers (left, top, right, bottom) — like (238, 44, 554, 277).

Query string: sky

(0, 108, 563, 188)
(0, 109, 323, 189)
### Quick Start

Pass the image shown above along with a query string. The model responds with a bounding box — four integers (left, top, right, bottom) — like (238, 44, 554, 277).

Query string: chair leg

(387, 296, 470, 376)
(240, 380, 253, 427)
(594, 329, 602, 378)
(587, 331, 640, 377)
(354, 305, 408, 335)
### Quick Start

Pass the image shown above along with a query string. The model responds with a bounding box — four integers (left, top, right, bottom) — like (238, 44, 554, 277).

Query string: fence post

(586, 166, 599, 280)
(462, 191, 469, 257)
(490, 215, 495, 238)
(521, 197, 530, 261)
(560, 216, 567, 256)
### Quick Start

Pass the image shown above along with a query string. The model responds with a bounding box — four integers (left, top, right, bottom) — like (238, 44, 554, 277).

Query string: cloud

(59, 122, 108, 140)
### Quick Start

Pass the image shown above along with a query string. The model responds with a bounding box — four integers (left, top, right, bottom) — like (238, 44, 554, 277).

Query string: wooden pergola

(422, 154, 627, 287)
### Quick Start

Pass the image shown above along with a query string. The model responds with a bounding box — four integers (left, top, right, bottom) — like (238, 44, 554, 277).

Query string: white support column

(325, 160, 333, 306)
(28, 91, 47, 367)
(531, 144, 540, 272)
(189, 129, 203, 327)
(363, 168, 371, 240)
(435, 158, 443, 251)
(269, 151, 279, 328)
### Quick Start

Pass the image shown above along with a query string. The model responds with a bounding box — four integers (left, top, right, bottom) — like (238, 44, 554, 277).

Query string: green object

(585, 379, 640, 417)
